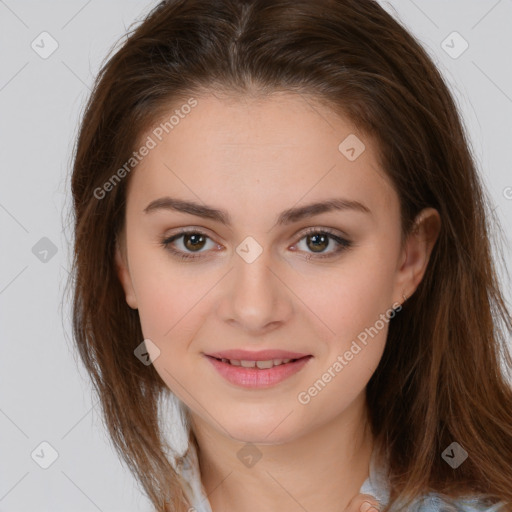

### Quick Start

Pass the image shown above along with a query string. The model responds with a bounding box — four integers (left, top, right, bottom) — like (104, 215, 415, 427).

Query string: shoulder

(407, 493, 507, 512)
(361, 450, 507, 512)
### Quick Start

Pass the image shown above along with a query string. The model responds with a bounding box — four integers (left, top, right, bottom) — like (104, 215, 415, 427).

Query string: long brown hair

(66, 0, 512, 510)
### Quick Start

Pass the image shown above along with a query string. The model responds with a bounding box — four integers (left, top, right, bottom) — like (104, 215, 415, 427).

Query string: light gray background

(1, 1, 511, 511)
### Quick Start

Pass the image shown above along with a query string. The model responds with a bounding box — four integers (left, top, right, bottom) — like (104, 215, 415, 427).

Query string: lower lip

(205, 355, 312, 389)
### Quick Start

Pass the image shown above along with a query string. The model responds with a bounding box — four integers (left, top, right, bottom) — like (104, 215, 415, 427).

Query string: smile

(204, 354, 313, 388)
(215, 357, 297, 368)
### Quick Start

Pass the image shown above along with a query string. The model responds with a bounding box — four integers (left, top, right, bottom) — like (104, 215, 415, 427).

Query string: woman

(68, 0, 512, 510)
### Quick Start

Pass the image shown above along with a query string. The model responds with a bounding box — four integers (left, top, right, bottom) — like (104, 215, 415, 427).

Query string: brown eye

(305, 233, 330, 253)
(182, 233, 207, 252)
(160, 229, 217, 260)
(295, 228, 353, 260)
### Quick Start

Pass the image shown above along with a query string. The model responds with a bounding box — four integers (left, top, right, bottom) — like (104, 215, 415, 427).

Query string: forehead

(127, 91, 397, 223)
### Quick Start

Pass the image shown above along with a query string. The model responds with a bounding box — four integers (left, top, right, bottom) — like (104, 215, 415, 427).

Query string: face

(115, 91, 438, 445)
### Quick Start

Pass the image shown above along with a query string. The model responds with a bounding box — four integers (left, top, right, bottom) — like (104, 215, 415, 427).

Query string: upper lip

(205, 349, 311, 361)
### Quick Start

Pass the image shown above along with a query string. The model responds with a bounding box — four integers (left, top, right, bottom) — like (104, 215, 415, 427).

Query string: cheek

(297, 245, 398, 342)
(132, 265, 210, 397)
(127, 231, 207, 333)
(129, 253, 217, 381)
(136, 282, 179, 340)
(292, 248, 398, 402)
(127, 244, 184, 340)
(293, 267, 394, 419)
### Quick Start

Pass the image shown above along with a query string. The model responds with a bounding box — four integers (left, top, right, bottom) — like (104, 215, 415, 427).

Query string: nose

(216, 247, 293, 335)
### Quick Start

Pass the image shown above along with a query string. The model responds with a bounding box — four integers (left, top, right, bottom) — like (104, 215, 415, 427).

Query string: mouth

(207, 355, 307, 369)
(204, 353, 313, 388)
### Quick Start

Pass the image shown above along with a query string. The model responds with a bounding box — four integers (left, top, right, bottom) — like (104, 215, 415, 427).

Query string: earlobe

(114, 241, 138, 310)
(394, 207, 441, 304)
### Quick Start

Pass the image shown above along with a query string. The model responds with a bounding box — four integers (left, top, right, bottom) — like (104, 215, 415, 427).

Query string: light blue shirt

(175, 441, 507, 512)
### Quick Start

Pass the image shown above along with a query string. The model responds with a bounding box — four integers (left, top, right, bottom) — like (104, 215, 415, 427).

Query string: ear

(114, 234, 138, 310)
(393, 207, 441, 305)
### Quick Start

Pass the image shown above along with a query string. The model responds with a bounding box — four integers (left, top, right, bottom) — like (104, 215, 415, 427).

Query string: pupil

(308, 233, 328, 252)
(184, 233, 205, 251)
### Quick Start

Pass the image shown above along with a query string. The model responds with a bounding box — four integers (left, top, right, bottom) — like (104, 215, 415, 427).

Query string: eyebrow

(143, 196, 371, 226)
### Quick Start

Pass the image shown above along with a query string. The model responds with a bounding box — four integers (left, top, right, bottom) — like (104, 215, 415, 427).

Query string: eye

(293, 227, 352, 260)
(160, 229, 219, 261)
(160, 227, 352, 261)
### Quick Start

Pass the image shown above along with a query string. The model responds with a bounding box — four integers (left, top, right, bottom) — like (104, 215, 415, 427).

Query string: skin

(115, 91, 440, 512)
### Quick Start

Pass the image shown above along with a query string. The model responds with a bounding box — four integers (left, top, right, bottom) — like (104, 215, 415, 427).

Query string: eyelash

(160, 227, 353, 262)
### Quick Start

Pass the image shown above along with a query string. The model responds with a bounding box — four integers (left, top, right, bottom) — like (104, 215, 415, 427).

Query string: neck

(191, 392, 374, 512)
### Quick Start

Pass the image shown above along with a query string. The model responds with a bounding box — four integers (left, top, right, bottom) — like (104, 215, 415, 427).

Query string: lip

(205, 349, 310, 361)
(204, 353, 313, 389)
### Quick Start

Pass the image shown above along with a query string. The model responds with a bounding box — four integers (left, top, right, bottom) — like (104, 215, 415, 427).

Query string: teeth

(256, 360, 274, 369)
(220, 358, 298, 368)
